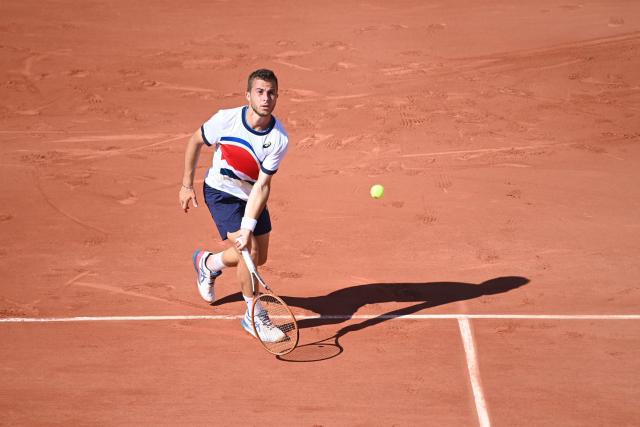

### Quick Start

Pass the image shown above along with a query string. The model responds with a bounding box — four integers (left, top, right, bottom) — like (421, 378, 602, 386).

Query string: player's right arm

(179, 129, 206, 212)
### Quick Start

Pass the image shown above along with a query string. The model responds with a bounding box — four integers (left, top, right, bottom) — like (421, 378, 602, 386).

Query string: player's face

(246, 79, 278, 117)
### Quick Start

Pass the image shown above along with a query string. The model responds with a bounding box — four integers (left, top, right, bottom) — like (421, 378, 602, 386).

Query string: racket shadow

(276, 276, 529, 362)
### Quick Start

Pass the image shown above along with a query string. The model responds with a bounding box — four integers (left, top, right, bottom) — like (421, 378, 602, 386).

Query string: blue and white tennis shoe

(192, 250, 221, 303)
(241, 309, 286, 343)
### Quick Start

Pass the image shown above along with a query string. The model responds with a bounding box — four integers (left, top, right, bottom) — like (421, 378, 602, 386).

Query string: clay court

(1, 1, 640, 425)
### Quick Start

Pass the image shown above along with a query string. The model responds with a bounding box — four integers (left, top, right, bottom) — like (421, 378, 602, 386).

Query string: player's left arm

(236, 170, 273, 250)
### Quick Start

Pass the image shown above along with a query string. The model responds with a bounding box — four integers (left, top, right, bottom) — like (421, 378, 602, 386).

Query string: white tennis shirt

(201, 106, 289, 201)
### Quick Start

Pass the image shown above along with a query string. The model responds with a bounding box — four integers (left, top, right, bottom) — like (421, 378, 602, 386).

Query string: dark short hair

(247, 69, 278, 92)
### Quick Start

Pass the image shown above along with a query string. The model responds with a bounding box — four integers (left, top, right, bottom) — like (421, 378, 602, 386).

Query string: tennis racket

(241, 248, 299, 355)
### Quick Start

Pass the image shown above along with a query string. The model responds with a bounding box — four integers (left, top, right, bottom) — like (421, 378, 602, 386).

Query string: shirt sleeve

(200, 110, 226, 146)
(260, 136, 289, 175)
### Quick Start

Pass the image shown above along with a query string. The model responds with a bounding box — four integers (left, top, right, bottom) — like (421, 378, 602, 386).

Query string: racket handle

(241, 248, 257, 274)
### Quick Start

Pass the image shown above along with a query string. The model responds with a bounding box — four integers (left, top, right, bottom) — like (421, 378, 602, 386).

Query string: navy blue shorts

(203, 184, 272, 240)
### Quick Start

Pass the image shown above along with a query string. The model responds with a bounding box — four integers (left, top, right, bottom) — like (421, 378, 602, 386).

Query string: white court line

(400, 142, 573, 158)
(1, 314, 639, 323)
(0, 130, 102, 134)
(459, 318, 491, 427)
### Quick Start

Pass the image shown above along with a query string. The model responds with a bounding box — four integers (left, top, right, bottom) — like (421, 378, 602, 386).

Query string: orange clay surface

(1, 1, 640, 425)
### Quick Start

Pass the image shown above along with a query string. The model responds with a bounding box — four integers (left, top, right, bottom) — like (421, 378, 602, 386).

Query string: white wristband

(240, 217, 257, 232)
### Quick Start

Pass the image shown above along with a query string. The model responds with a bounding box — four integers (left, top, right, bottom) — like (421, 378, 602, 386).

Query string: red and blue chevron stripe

(219, 136, 260, 181)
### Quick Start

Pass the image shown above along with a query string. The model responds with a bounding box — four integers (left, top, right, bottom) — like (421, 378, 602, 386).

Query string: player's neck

(245, 107, 272, 131)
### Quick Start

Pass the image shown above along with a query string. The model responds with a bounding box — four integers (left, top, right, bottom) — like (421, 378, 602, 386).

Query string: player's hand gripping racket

(241, 248, 299, 355)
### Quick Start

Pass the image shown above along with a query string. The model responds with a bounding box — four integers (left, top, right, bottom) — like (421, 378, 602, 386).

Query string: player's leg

(210, 226, 268, 269)
(226, 230, 256, 298)
(193, 184, 242, 302)
(232, 211, 272, 337)
(255, 232, 269, 266)
(230, 231, 269, 298)
(197, 232, 254, 303)
(226, 230, 261, 336)
(227, 205, 272, 297)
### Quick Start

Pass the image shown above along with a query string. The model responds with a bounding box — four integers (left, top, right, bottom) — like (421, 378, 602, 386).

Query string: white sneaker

(192, 250, 221, 303)
(241, 310, 287, 343)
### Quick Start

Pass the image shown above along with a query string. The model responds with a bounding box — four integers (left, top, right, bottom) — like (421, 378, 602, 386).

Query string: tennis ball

(370, 184, 385, 199)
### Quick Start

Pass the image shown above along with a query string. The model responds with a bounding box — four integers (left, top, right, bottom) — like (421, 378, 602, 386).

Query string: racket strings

(253, 294, 298, 354)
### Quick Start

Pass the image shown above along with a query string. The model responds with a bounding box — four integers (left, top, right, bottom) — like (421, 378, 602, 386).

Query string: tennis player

(178, 69, 289, 339)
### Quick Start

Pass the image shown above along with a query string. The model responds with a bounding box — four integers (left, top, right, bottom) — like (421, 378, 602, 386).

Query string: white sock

(243, 295, 264, 316)
(206, 252, 226, 272)
(243, 295, 253, 314)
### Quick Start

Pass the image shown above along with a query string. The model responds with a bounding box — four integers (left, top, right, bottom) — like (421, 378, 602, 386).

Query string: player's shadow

(215, 276, 529, 361)
(282, 276, 529, 330)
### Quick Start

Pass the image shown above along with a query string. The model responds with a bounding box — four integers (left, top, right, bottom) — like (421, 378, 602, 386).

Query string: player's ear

(245, 91, 251, 102)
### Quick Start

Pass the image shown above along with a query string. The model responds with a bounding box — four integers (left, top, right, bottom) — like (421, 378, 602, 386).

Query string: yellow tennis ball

(370, 184, 384, 199)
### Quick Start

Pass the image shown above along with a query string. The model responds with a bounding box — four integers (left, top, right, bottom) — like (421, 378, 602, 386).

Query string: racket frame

(241, 248, 299, 355)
